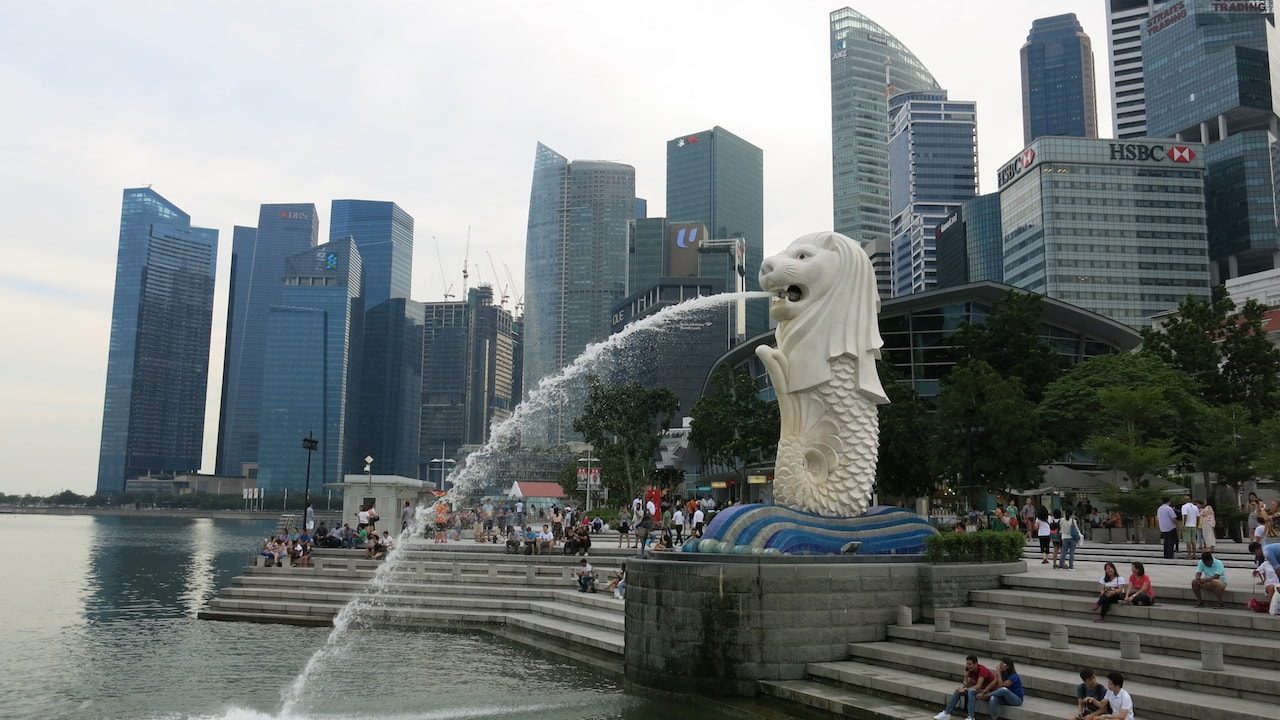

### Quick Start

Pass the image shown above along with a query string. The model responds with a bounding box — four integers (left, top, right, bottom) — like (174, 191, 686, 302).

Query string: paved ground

(1021, 551, 1262, 592)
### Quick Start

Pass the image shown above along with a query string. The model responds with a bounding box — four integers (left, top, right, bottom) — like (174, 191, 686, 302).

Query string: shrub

(926, 530, 1024, 563)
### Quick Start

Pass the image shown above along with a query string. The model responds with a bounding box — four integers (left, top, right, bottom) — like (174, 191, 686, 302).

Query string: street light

(364, 455, 374, 488)
(302, 431, 319, 530)
(431, 457, 457, 492)
(578, 456, 599, 512)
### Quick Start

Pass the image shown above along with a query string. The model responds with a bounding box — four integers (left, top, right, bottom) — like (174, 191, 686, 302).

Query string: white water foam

(278, 291, 766, 715)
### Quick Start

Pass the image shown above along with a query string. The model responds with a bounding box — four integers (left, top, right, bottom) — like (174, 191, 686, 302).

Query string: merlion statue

(756, 231, 888, 518)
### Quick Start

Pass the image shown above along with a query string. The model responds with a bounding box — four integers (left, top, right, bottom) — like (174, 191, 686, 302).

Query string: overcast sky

(0, 1, 1113, 494)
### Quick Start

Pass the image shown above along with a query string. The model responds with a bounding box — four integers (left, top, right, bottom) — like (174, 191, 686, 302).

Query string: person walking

(1035, 507, 1052, 564)
(1049, 509, 1063, 570)
(1156, 497, 1178, 560)
(671, 506, 685, 546)
(634, 509, 653, 558)
(1021, 499, 1037, 541)
(1058, 509, 1081, 570)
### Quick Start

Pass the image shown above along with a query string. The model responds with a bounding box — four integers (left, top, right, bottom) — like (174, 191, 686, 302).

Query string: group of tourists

(616, 494, 716, 555)
(935, 659, 1134, 720)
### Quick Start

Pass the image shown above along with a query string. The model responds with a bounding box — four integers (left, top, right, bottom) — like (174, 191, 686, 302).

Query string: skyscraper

(1106, 0, 1157, 140)
(421, 300, 468, 481)
(256, 239, 363, 492)
(215, 204, 317, 477)
(1143, 2, 1280, 280)
(329, 199, 414, 309)
(1021, 13, 1099, 143)
(665, 126, 766, 336)
(936, 193, 1004, 289)
(359, 297, 424, 480)
(522, 142, 635, 441)
(830, 7, 940, 245)
(97, 188, 218, 493)
(628, 217, 667, 295)
(464, 286, 519, 446)
(887, 89, 978, 296)
(999, 137, 1210, 329)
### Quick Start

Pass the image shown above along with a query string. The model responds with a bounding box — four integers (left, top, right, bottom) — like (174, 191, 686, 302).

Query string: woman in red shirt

(1123, 561, 1155, 606)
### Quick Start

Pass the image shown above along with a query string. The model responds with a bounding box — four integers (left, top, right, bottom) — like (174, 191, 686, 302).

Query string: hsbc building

(998, 137, 1210, 329)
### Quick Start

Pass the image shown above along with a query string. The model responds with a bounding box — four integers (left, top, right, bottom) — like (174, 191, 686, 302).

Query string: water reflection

(181, 518, 216, 616)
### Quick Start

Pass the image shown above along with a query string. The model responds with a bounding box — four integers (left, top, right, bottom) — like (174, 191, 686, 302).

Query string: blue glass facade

(522, 143, 635, 441)
(936, 193, 1004, 289)
(666, 126, 766, 336)
(256, 239, 363, 493)
(1143, 2, 1280, 277)
(329, 199, 413, 309)
(1021, 13, 1099, 143)
(97, 188, 218, 493)
(215, 204, 317, 477)
(628, 217, 666, 295)
(465, 286, 519, 446)
(358, 297, 424, 480)
(830, 7, 939, 245)
(420, 301, 468, 480)
(887, 90, 978, 296)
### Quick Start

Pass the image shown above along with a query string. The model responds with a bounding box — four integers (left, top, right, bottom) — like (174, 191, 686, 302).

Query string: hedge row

(925, 530, 1024, 563)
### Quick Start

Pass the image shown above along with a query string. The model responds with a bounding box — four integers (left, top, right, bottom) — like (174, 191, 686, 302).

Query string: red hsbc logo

(1168, 146, 1195, 163)
(1021, 148, 1036, 166)
(998, 146, 1038, 187)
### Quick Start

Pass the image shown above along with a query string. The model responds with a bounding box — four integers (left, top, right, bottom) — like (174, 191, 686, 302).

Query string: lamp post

(364, 455, 374, 489)
(577, 456, 599, 512)
(431, 457, 457, 492)
(302, 431, 319, 531)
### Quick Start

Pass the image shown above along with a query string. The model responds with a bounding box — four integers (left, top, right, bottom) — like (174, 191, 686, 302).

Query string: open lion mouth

(775, 285, 804, 302)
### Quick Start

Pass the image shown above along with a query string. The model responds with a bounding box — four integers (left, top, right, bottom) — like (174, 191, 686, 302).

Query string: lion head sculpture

(758, 231, 888, 403)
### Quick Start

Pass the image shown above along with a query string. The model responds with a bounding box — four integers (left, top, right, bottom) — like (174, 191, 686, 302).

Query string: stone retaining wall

(624, 556, 1022, 696)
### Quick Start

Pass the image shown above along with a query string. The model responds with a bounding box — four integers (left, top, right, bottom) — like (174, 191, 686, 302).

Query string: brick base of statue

(682, 504, 937, 556)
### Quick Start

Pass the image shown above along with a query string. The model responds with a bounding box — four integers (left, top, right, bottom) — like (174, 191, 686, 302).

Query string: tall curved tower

(829, 7, 939, 245)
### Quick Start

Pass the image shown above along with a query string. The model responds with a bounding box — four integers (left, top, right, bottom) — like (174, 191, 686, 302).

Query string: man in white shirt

(575, 559, 596, 593)
(1086, 671, 1134, 720)
(1156, 498, 1178, 559)
(671, 508, 685, 545)
(1180, 496, 1200, 560)
(537, 525, 554, 555)
(514, 500, 524, 527)
(692, 508, 705, 537)
(632, 497, 642, 515)
(645, 499, 657, 517)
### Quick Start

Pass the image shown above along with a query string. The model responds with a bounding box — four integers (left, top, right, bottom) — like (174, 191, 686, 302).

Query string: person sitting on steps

(975, 657, 1024, 718)
(1092, 562, 1126, 623)
(933, 654, 995, 720)
(1122, 562, 1155, 607)
(575, 559, 596, 593)
(1072, 668, 1107, 720)
(1083, 671, 1134, 720)
(1192, 550, 1228, 608)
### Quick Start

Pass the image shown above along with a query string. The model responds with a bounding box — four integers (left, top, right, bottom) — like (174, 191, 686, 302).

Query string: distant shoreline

(0, 507, 284, 520)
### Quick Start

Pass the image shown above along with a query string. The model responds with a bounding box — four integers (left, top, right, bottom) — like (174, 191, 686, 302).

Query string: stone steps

(1020, 545, 1256, 569)
(846, 641, 1274, 720)
(967, 588, 1278, 638)
(760, 679, 979, 720)
(793, 659, 1066, 720)
(883, 625, 1280, 704)
(937, 605, 1280, 664)
(247, 563, 621, 589)
(232, 574, 622, 612)
(212, 586, 624, 632)
(1000, 572, 1256, 605)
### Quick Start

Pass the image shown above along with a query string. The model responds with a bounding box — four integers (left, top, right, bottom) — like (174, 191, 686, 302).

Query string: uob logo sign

(674, 226, 700, 248)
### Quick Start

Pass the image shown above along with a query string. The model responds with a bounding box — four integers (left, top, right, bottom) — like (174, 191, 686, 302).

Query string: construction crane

(461, 227, 471, 299)
(487, 251, 509, 306)
(433, 235, 455, 300)
(502, 262, 524, 314)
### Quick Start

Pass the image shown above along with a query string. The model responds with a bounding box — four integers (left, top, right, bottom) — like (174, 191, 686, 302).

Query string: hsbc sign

(997, 146, 1038, 188)
(1108, 143, 1197, 164)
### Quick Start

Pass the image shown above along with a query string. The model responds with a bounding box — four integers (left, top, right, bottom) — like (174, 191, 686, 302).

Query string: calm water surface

(0, 514, 690, 720)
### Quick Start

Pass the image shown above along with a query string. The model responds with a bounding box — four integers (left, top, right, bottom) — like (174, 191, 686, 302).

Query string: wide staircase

(760, 565, 1279, 720)
(199, 542, 631, 669)
(1021, 539, 1258, 570)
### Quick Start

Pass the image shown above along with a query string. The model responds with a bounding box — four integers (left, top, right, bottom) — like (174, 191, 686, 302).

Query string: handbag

(1247, 595, 1270, 613)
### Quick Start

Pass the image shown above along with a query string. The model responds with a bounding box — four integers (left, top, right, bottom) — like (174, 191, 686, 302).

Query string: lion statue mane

(755, 231, 888, 518)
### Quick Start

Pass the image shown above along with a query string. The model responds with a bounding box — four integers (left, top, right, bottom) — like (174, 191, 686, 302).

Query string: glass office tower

(936, 193, 1004, 289)
(522, 142, 635, 442)
(1021, 13, 1099, 143)
(628, 217, 666, 295)
(465, 286, 519, 446)
(830, 7, 940, 245)
(420, 300, 468, 481)
(665, 126, 765, 336)
(887, 90, 978, 296)
(359, 297, 424, 480)
(215, 204, 317, 477)
(256, 239, 363, 492)
(1106, 0, 1157, 140)
(97, 188, 218, 493)
(1143, 2, 1280, 280)
(329, 199, 413, 309)
(999, 137, 1210, 329)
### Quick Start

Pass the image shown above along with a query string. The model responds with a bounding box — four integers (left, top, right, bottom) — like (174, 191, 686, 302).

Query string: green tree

(1099, 484, 1168, 531)
(933, 360, 1051, 495)
(573, 378, 679, 502)
(1084, 386, 1179, 488)
(1220, 300, 1280, 420)
(951, 290, 1064, 401)
(1139, 294, 1229, 402)
(875, 362, 937, 501)
(690, 367, 780, 487)
(1038, 352, 1206, 460)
